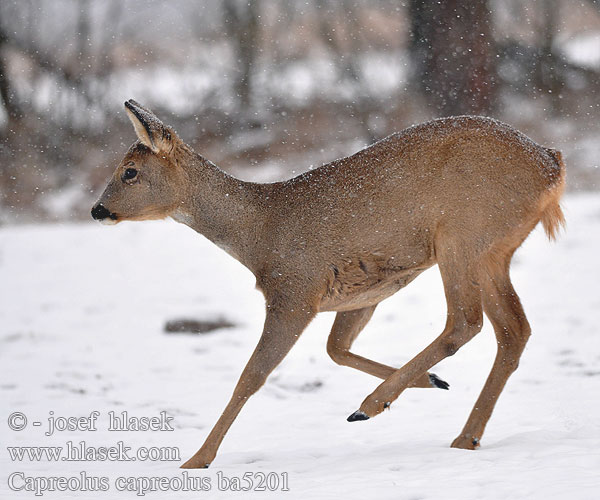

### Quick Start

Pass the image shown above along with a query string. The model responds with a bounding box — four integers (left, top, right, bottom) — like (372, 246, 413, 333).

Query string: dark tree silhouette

(410, 0, 497, 116)
(0, 23, 22, 123)
(223, 0, 260, 114)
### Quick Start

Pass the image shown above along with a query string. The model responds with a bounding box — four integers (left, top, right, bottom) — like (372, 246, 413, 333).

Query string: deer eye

(123, 167, 138, 181)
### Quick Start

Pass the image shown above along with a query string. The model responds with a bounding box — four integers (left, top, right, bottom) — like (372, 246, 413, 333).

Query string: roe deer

(92, 100, 565, 468)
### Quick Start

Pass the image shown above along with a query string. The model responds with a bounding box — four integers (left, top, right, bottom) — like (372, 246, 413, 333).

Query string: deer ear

(124, 99, 175, 153)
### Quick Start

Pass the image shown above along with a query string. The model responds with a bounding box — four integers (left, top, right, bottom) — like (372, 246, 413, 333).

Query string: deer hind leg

(326, 306, 449, 389)
(451, 264, 531, 450)
(348, 246, 484, 421)
(181, 304, 315, 469)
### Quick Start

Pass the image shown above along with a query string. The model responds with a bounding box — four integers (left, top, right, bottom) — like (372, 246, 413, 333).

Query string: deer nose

(91, 203, 113, 221)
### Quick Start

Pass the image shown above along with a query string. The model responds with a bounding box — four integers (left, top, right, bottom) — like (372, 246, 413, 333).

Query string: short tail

(541, 200, 565, 241)
(540, 147, 566, 241)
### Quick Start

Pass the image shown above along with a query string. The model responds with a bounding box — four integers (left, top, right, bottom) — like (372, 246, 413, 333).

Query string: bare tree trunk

(0, 26, 22, 124)
(74, 0, 90, 84)
(223, 0, 260, 114)
(409, 0, 497, 116)
(535, 0, 563, 113)
(316, 0, 379, 143)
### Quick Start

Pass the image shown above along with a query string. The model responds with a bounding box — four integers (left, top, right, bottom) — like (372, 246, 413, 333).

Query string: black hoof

(347, 410, 369, 422)
(180, 460, 211, 469)
(429, 373, 450, 390)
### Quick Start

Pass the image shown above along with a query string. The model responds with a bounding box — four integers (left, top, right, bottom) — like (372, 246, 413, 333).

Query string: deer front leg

(181, 304, 315, 469)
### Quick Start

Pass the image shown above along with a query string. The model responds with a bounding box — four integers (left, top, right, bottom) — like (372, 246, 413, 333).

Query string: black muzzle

(91, 204, 116, 221)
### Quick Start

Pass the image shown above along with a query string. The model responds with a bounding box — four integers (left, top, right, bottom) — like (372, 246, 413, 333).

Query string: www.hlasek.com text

(8, 440, 180, 462)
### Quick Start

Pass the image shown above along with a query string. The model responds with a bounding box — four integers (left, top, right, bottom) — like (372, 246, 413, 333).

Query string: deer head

(91, 100, 187, 224)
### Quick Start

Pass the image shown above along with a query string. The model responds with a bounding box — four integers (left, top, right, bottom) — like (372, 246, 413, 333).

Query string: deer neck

(172, 150, 267, 272)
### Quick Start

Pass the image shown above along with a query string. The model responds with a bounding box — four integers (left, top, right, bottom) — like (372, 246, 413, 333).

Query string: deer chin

(99, 217, 119, 225)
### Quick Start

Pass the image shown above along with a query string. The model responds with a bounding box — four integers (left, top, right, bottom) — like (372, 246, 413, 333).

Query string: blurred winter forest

(0, 0, 598, 223)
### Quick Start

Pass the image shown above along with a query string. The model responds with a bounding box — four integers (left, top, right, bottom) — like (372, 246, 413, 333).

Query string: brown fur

(92, 101, 566, 468)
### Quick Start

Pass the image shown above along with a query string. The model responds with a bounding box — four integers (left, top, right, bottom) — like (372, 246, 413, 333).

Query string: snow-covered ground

(1, 193, 599, 499)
